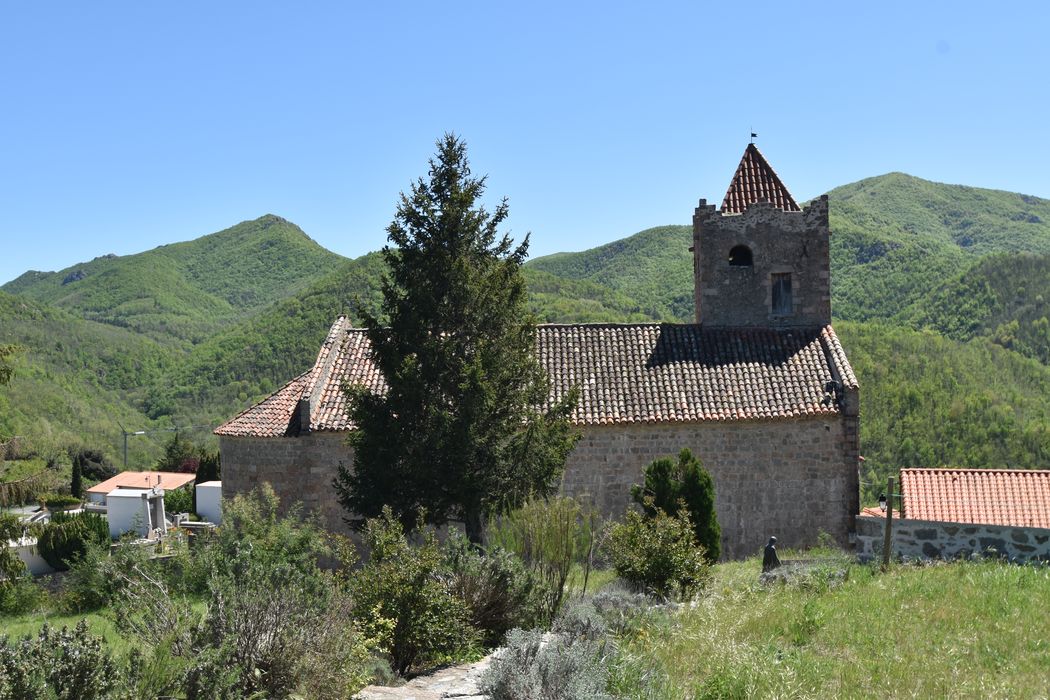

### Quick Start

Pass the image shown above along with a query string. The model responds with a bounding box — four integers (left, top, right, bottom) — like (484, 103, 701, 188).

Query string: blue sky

(1, 1, 1048, 285)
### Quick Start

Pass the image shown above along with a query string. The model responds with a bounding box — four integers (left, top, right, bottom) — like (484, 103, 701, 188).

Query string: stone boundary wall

(856, 515, 1050, 563)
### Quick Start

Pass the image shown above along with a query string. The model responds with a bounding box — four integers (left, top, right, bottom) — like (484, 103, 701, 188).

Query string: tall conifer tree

(336, 135, 578, 543)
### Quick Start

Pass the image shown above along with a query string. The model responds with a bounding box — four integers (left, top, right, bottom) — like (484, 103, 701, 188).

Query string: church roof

(215, 318, 857, 438)
(721, 143, 801, 214)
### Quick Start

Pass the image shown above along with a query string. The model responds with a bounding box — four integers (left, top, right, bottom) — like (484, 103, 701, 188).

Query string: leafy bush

(348, 507, 477, 676)
(40, 493, 81, 510)
(605, 509, 710, 600)
(631, 448, 721, 561)
(487, 496, 590, 623)
(114, 485, 381, 699)
(481, 627, 612, 700)
(0, 577, 47, 616)
(443, 533, 547, 646)
(37, 512, 109, 571)
(61, 538, 155, 612)
(163, 485, 193, 516)
(0, 621, 126, 700)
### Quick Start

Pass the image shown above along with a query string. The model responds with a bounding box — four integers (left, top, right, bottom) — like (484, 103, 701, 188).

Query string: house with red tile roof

(865, 468, 1050, 529)
(216, 144, 861, 559)
(856, 468, 1050, 562)
(85, 470, 196, 504)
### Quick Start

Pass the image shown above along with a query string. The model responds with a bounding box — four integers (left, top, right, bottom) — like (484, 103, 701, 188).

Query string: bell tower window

(771, 273, 792, 315)
(728, 245, 753, 267)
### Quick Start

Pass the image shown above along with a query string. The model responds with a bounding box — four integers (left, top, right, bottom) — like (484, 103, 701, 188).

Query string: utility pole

(882, 476, 895, 570)
(117, 421, 149, 469)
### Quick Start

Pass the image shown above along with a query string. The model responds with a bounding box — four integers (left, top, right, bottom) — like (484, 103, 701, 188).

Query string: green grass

(612, 557, 1050, 698)
(0, 608, 132, 654)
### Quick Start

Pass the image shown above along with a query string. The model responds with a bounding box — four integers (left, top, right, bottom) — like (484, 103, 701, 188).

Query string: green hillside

(527, 225, 694, 321)
(902, 252, 1050, 364)
(151, 252, 388, 425)
(2, 215, 346, 346)
(0, 292, 176, 466)
(837, 322, 1050, 501)
(828, 173, 1050, 320)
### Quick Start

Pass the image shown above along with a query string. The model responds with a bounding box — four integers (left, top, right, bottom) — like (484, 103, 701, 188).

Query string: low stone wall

(856, 515, 1050, 563)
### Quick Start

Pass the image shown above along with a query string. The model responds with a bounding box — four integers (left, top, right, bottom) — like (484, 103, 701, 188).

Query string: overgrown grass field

(613, 557, 1050, 698)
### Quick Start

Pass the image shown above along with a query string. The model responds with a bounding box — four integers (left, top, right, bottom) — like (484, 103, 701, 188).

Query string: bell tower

(692, 144, 831, 328)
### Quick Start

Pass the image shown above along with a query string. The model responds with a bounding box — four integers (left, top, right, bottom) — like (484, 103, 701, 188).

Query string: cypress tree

(335, 134, 578, 543)
(70, 457, 83, 499)
(631, 448, 721, 561)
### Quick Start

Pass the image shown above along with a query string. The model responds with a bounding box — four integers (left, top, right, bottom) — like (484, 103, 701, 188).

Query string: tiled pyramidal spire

(721, 143, 801, 213)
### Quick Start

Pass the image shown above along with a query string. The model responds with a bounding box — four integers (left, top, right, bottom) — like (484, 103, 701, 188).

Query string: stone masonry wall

(856, 515, 1050, 563)
(220, 432, 356, 537)
(692, 196, 831, 328)
(221, 411, 856, 561)
(562, 415, 855, 559)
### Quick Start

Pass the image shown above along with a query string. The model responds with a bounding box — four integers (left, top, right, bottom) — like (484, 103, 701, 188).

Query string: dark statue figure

(762, 536, 781, 572)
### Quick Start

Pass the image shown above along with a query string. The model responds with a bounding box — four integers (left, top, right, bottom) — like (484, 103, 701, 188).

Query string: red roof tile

(216, 318, 857, 438)
(214, 371, 310, 438)
(900, 468, 1050, 528)
(721, 143, 800, 214)
(86, 471, 196, 495)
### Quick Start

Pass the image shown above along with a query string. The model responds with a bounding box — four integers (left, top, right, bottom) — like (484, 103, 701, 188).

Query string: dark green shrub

(70, 459, 83, 499)
(605, 509, 710, 600)
(347, 507, 478, 676)
(67, 446, 116, 482)
(37, 512, 109, 571)
(163, 486, 194, 516)
(443, 533, 547, 646)
(0, 513, 28, 585)
(631, 448, 721, 561)
(0, 621, 126, 699)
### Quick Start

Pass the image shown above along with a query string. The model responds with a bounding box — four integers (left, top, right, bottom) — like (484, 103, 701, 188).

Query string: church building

(215, 144, 860, 558)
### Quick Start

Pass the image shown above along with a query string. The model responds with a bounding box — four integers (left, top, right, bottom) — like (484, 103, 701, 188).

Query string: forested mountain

(2, 173, 1050, 492)
(901, 252, 1050, 364)
(828, 173, 1050, 320)
(2, 215, 346, 346)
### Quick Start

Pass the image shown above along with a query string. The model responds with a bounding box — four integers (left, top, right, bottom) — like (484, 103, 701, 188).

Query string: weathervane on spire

(750, 129, 757, 145)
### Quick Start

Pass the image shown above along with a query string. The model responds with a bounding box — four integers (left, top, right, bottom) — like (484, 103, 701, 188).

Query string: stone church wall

(220, 411, 858, 559)
(562, 414, 856, 559)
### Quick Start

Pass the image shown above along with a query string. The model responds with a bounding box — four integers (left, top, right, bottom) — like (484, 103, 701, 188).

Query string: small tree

(192, 448, 220, 512)
(70, 459, 83, 499)
(154, 433, 199, 473)
(631, 448, 721, 562)
(336, 134, 578, 542)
